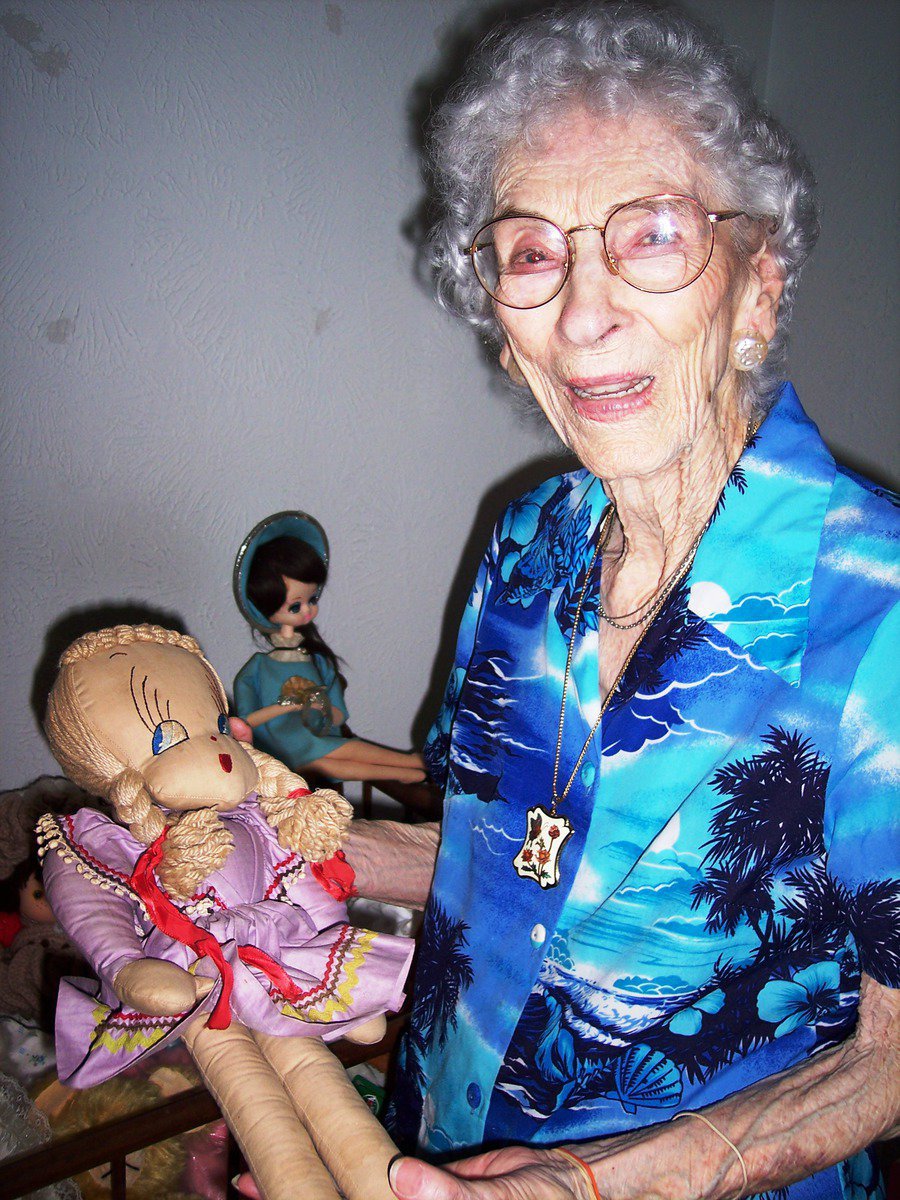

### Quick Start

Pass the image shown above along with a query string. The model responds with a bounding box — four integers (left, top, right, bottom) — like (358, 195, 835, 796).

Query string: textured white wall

(1, 0, 896, 789)
(1, 0, 561, 787)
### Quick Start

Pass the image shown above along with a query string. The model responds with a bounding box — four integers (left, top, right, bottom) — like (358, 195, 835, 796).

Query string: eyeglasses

(465, 194, 747, 309)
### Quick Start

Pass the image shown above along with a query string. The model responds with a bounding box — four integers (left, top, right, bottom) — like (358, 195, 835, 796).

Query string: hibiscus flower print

(756, 961, 841, 1037)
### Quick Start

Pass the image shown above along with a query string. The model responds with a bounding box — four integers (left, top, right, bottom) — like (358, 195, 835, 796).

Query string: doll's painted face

(20, 873, 55, 923)
(270, 577, 320, 637)
(70, 641, 258, 812)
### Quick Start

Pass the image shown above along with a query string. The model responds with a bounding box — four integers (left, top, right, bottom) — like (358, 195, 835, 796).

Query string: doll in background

(233, 511, 426, 784)
(0, 848, 73, 1028)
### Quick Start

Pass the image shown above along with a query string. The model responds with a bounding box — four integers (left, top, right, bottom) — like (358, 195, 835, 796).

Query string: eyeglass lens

(472, 196, 716, 307)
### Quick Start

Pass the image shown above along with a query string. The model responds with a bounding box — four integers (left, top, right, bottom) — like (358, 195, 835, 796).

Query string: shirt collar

(686, 382, 835, 683)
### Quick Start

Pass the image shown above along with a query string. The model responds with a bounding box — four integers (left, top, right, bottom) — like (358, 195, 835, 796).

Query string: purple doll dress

(37, 800, 414, 1087)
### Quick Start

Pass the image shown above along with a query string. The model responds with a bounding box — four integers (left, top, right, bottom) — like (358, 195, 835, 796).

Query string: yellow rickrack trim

(87, 1004, 171, 1055)
(35, 814, 149, 921)
(279, 929, 376, 1024)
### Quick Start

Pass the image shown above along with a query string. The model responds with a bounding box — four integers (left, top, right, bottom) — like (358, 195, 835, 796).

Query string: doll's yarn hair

(248, 745, 351, 863)
(44, 625, 235, 896)
(44, 624, 349, 899)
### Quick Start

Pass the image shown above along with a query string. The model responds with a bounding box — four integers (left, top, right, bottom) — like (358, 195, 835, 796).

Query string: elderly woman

(347, 4, 900, 1200)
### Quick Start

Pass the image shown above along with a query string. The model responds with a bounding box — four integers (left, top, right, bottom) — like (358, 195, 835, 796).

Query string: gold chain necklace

(512, 504, 620, 888)
(511, 504, 666, 888)
(597, 418, 761, 632)
(597, 515, 709, 630)
(511, 417, 761, 888)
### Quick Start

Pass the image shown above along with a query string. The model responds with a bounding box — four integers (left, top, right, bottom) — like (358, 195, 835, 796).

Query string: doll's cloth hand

(389, 1147, 594, 1200)
(114, 958, 214, 1015)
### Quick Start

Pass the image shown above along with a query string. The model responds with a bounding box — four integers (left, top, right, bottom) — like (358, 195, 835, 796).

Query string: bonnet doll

(233, 511, 427, 784)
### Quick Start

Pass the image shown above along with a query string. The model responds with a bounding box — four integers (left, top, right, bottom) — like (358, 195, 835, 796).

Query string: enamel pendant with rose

(512, 805, 573, 888)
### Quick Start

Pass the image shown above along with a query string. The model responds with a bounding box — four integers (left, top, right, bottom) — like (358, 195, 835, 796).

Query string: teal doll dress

(234, 649, 349, 772)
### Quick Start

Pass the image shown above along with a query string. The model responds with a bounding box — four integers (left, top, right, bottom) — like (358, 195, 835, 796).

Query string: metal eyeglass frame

(465, 193, 748, 309)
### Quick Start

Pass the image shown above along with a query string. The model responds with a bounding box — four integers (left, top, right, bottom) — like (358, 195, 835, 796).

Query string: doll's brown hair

(44, 624, 350, 899)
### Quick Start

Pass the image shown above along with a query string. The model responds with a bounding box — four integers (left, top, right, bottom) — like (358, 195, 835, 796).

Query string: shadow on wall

(411, 448, 579, 749)
(31, 603, 190, 735)
(400, 0, 579, 745)
(830, 443, 899, 495)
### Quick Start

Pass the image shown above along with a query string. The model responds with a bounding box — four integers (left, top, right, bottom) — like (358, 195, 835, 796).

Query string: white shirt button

(530, 923, 546, 945)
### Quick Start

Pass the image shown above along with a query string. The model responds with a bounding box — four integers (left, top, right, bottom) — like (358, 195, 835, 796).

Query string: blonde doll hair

(44, 624, 350, 899)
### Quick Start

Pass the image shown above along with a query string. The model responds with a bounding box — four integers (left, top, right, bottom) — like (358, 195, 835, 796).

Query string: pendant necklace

(513, 418, 761, 887)
(512, 504, 621, 889)
(512, 488, 712, 888)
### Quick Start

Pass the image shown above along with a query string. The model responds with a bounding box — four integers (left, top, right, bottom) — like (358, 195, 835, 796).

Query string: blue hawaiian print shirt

(387, 385, 899, 1199)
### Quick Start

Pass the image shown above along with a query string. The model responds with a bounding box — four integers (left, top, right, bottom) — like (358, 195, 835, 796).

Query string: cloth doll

(233, 511, 427, 784)
(40, 623, 413, 1200)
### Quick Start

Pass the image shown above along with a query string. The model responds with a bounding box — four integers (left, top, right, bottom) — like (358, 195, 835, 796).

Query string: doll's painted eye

(217, 713, 229, 735)
(151, 719, 189, 755)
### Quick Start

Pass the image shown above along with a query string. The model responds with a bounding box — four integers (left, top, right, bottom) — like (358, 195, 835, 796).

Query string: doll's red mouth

(219, 754, 233, 773)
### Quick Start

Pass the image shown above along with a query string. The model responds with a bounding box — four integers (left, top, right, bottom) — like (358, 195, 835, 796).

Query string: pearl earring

(730, 329, 769, 371)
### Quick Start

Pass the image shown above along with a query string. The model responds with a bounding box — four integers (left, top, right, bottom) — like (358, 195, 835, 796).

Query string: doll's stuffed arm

(41, 846, 145, 987)
(41, 846, 209, 1014)
(114, 958, 214, 1014)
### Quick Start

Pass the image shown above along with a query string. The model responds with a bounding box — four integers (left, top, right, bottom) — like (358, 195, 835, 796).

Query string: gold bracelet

(555, 1148, 604, 1200)
(673, 1110, 748, 1198)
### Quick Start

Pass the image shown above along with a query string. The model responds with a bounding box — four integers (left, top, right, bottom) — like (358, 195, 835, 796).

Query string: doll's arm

(42, 846, 146, 986)
(346, 819, 440, 909)
(234, 661, 284, 728)
(242, 702, 293, 729)
(42, 847, 210, 1014)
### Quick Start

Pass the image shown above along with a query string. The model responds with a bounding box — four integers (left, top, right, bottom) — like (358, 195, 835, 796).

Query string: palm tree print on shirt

(497, 723, 898, 1130)
(384, 899, 475, 1146)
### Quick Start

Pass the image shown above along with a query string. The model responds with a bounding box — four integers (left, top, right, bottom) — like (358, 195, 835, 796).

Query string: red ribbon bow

(129, 831, 305, 1030)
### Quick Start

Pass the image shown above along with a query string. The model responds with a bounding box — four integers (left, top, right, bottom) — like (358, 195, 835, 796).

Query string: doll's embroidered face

(270, 577, 320, 636)
(70, 641, 258, 812)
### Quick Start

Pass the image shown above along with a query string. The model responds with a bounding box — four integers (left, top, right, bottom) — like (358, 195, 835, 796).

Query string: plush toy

(233, 511, 427, 784)
(46, 1060, 209, 1200)
(39, 624, 413, 1200)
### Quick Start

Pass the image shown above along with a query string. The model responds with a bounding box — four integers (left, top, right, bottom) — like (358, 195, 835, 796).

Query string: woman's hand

(229, 715, 254, 744)
(386, 975, 900, 1200)
(389, 1147, 594, 1200)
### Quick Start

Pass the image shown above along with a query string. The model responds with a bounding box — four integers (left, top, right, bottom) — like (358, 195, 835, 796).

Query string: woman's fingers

(388, 1152, 589, 1200)
(233, 1172, 262, 1198)
(389, 1158, 468, 1200)
(446, 1146, 552, 1179)
(229, 715, 254, 744)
